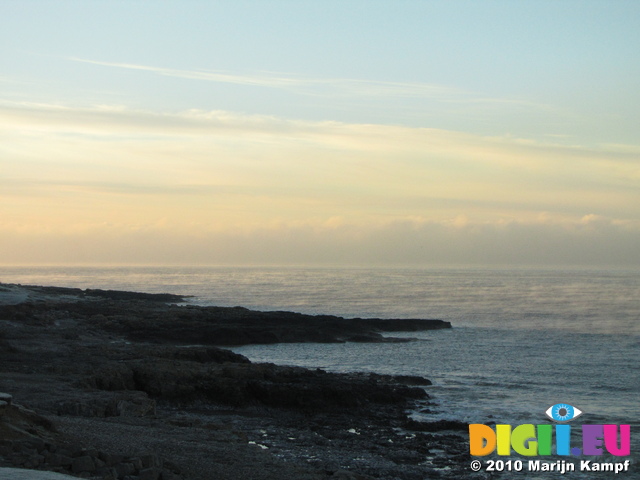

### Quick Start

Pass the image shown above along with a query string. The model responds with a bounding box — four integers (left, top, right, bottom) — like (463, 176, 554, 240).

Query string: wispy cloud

(71, 58, 303, 88)
(2, 100, 639, 235)
(68, 57, 547, 109)
(2, 100, 638, 166)
(0, 179, 253, 197)
(2, 100, 638, 179)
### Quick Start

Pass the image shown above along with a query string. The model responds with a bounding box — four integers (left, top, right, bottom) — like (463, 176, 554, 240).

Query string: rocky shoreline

(0, 283, 483, 480)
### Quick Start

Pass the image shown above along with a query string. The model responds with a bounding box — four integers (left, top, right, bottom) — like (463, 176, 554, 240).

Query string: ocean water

(2, 265, 639, 475)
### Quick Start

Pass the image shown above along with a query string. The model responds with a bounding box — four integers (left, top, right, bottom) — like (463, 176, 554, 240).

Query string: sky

(1, 0, 639, 267)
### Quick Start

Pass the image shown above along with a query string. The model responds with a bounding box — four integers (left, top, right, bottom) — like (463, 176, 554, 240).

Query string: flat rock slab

(0, 285, 30, 306)
(0, 468, 78, 480)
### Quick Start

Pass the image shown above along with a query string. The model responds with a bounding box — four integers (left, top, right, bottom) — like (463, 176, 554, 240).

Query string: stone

(95, 466, 118, 479)
(21, 437, 46, 452)
(49, 453, 74, 467)
(139, 467, 161, 480)
(140, 453, 161, 469)
(0, 443, 12, 456)
(128, 456, 143, 472)
(116, 396, 156, 417)
(24, 453, 45, 469)
(114, 462, 136, 477)
(0, 393, 12, 406)
(159, 471, 182, 480)
(55, 448, 74, 458)
(161, 461, 181, 474)
(331, 470, 359, 479)
(71, 455, 96, 473)
(98, 451, 124, 465)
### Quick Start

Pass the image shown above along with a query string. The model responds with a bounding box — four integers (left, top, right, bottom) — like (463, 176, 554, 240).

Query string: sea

(2, 265, 639, 478)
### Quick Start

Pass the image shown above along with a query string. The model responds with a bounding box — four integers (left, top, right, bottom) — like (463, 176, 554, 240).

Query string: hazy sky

(1, 1, 639, 266)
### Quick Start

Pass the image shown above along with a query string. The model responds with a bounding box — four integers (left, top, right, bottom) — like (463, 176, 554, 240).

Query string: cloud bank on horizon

(1, 1, 639, 266)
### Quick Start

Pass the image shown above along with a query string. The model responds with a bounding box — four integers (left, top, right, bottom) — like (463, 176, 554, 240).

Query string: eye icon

(545, 404, 583, 422)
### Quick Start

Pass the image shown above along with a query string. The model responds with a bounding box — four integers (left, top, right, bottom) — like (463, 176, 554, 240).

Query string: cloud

(68, 57, 552, 110)
(0, 179, 254, 197)
(1, 215, 638, 267)
(3, 102, 638, 198)
(2, 101, 639, 262)
(68, 57, 458, 97)
(2, 99, 637, 169)
(71, 58, 304, 88)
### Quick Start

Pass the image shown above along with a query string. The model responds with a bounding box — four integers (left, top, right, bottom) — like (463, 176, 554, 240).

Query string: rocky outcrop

(19, 285, 187, 303)
(0, 284, 477, 480)
(84, 358, 429, 411)
(110, 306, 451, 346)
(0, 395, 56, 442)
(0, 437, 182, 480)
(0, 286, 450, 346)
(0, 391, 177, 479)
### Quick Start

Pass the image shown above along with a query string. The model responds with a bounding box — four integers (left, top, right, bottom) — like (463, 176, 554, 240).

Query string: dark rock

(115, 461, 136, 477)
(129, 456, 144, 471)
(0, 443, 11, 456)
(140, 453, 161, 469)
(388, 374, 432, 386)
(83, 288, 187, 303)
(3, 288, 449, 347)
(50, 453, 74, 467)
(24, 452, 45, 468)
(142, 345, 250, 364)
(162, 460, 181, 474)
(96, 466, 119, 479)
(99, 452, 125, 465)
(331, 469, 359, 479)
(72, 455, 96, 473)
(20, 437, 46, 452)
(139, 467, 161, 480)
(159, 471, 182, 480)
(404, 418, 469, 432)
(0, 282, 472, 480)
(86, 358, 428, 413)
(76, 447, 99, 458)
(55, 448, 74, 459)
